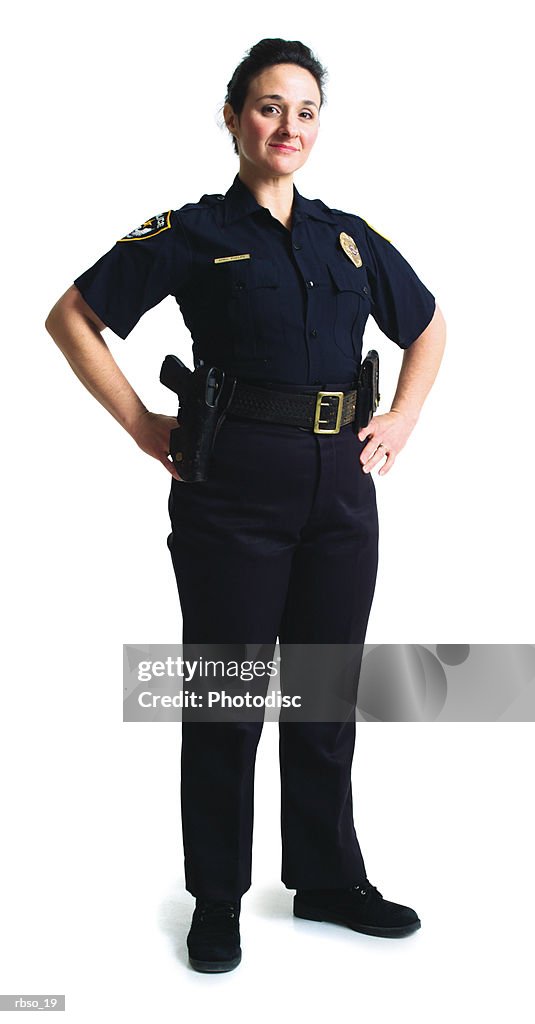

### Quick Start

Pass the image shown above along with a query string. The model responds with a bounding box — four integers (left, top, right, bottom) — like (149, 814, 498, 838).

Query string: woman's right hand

(130, 410, 184, 481)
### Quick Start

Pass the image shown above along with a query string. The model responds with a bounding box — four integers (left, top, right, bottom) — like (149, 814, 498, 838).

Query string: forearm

(45, 305, 147, 436)
(389, 304, 447, 425)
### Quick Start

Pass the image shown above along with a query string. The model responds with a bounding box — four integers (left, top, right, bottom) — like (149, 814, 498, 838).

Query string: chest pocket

(326, 260, 372, 358)
(224, 257, 282, 364)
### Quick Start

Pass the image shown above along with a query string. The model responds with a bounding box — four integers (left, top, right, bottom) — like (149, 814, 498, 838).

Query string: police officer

(45, 38, 446, 973)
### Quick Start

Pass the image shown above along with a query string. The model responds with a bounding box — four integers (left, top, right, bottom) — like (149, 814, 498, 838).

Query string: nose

(278, 111, 299, 138)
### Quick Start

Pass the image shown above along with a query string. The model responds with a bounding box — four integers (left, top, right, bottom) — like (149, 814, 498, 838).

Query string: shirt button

(293, 242, 302, 250)
(235, 281, 245, 289)
(307, 280, 314, 288)
(363, 286, 368, 294)
(310, 329, 318, 338)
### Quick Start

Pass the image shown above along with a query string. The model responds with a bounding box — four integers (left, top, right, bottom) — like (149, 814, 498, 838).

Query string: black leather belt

(227, 380, 358, 434)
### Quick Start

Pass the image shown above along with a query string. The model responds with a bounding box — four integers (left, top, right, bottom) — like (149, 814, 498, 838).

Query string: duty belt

(227, 381, 358, 435)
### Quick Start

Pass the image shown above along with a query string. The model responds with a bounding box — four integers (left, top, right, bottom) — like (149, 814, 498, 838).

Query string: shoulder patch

(118, 211, 172, 242)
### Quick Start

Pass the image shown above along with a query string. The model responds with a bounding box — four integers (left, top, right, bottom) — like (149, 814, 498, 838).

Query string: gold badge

(339, 232, 363, 268)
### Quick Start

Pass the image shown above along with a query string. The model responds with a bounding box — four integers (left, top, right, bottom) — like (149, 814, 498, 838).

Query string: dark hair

(224, 38, 327, 155)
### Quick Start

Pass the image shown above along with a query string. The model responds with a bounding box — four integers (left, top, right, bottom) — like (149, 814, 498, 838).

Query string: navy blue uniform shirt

(74, 173, 436, 387)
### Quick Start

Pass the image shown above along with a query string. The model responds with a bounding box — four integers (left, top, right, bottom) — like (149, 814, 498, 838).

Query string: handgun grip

(160, 354, 194, 398)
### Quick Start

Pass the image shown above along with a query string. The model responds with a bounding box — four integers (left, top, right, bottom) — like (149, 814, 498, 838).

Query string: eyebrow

(255, 93, 319, 110)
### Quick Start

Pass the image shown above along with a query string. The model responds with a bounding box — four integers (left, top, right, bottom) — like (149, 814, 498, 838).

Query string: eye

(300, 110, 314, 120)
(261, 104, 280, 115)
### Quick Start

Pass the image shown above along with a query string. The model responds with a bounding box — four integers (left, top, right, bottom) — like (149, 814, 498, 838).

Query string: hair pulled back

(225, 38, 327, 155)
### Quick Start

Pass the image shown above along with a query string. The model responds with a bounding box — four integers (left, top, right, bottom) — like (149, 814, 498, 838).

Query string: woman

(45, 38, 446, 973)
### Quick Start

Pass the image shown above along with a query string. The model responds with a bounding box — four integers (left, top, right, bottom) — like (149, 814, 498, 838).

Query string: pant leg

(278, 425, 379, 888)
(167, 416, 323, 898)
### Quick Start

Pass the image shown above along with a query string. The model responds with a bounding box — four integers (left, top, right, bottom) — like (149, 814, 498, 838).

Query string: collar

(221, 173, 338, 226)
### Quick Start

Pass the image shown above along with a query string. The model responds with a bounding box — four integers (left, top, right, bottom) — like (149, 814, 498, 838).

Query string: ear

(223, 101, 239, 137)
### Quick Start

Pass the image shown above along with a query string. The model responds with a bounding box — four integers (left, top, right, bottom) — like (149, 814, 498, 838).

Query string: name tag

(213, 253, 251, 264)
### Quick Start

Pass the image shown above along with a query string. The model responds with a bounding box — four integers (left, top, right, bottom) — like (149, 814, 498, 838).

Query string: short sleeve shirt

(74, 173, 436, 387)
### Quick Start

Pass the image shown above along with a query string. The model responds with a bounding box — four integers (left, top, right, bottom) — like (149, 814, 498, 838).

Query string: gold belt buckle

(313, 391, 344, 434)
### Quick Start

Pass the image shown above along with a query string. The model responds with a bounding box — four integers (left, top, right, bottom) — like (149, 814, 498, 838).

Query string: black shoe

(294, 880, 421, 938)
(187, 899, 242, 972)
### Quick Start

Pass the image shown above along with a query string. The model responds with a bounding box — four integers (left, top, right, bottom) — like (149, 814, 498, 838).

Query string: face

(224, 63, 321, 177)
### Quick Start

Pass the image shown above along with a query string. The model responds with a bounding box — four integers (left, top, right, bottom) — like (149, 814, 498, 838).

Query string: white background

(1, 0, 534, 1020)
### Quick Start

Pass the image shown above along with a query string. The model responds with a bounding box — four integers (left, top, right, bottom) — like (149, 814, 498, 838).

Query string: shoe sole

(188, 952, 242, 973)
(294, 903, 421, 938)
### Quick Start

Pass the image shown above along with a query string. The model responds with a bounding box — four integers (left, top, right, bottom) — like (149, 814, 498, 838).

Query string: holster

(354, 349, 381, 432)
(160, 355, 237, 482)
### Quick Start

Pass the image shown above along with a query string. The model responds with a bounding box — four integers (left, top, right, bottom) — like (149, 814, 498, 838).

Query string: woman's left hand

(357, 410, 417, 476)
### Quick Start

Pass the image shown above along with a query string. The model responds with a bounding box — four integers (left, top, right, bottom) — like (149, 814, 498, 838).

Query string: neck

(237, 164, 295, 229)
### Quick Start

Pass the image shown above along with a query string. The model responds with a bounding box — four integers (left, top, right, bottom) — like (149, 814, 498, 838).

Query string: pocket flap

(327, 260, 370, 297)
(230, 258, 280, 290)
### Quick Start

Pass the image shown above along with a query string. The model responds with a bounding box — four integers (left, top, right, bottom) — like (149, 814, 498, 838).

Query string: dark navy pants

(167, 403, 379, 900)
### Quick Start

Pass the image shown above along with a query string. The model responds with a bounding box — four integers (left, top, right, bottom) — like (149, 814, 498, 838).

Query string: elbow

(45, 296, 78, 350)
(45, 288, 82, 342)
(46, 285, 108, 337)
(45, 303, 62, 340)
